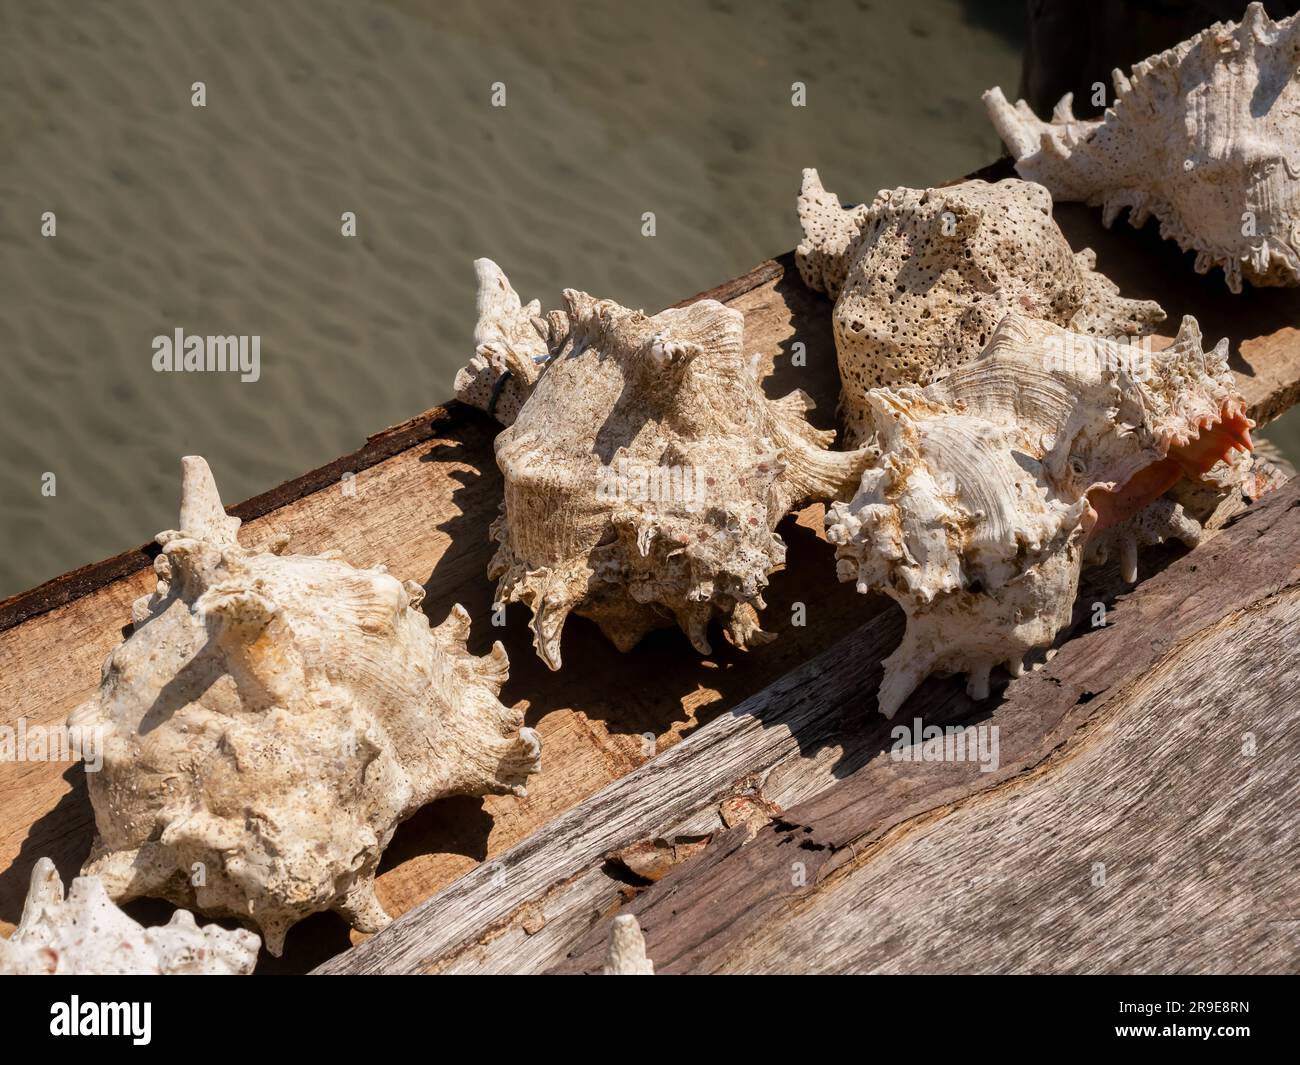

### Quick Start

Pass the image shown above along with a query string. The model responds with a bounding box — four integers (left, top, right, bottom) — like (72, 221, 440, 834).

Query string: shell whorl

(828, 313, 1250, 719)
(795, 171, 1165, 445)
(454, 258, 563, 424)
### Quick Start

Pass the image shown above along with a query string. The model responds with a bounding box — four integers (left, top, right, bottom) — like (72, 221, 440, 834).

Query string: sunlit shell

(0, 857, 259, 975)
(488, 271, 873, 668)
(797, 170, 1165, 443)
(603, 914, 654, 975)
(454, 258, 564, 425)
(985, 3, 1300, 293)
(826, 313, 1251, 718)
(72, 457, 541, 955)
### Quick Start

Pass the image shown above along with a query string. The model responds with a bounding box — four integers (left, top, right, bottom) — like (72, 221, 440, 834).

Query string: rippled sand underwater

(2, 0, 1288, 598)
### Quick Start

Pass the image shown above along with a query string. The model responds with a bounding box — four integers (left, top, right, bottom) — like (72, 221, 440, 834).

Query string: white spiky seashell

(484, 269, 874, 669)
(72, 456, 541, 956)
(796, 170, 1165, 444)
(826, 313, 1251, 718)
(0, 857, 259, 975)
(984, 3, 1300, 293)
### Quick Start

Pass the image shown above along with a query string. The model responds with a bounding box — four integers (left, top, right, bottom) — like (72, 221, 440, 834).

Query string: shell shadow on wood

(985, 3, 1300, 293)
(70, 457, 541, 955)
(0, 857, 259, 975)
(796, 170, 1166, 444)
(478, 266, 875, 669)
(826, 313, 1252, 718)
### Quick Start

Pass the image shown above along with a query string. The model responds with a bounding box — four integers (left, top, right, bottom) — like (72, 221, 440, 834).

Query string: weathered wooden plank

(314, 519, 1195, 973)
(3, 169, 1299, 973)
(552, 480, 1300, 974)
(724, 591, 1300, 974)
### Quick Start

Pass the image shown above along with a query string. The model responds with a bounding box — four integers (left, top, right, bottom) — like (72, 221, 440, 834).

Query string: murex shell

(71, 456, 541, 955)
(985, 3, 1300, 292)
(479, 263, 873, 668)
(0, 857, 259, 975)
(796, 170, 1165, 444)
(827, 313, 1251, 719)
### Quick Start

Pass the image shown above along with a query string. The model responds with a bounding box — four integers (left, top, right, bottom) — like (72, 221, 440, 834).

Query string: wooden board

(548, 479, 1300, 974)
(318, 480, 1300, 975)
(685, 591, 1300, 974)
(2, 162, 1299, 973)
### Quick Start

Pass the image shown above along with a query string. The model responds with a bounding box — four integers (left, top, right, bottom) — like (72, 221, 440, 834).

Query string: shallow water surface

(0, 1, 1290, 597)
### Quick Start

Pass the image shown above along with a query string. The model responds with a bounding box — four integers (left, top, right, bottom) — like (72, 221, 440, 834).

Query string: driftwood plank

(552, 480, 1300, 974)
(692, 590, 1300, 974)
(323, 481, 1298, 975)
(2, 161, 1299, 973)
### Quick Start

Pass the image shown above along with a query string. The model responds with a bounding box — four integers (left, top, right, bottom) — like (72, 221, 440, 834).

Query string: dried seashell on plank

(454, 258, 566, 425)
(796, 171, 1165, 444)
(985, 3, 1300, 293)
(827, 313, 1252, 718)
(486, 270, 874, 668)
(72, 457, 541, 955)
(0, 857, 259, 975)
(603, 914, 654, 975)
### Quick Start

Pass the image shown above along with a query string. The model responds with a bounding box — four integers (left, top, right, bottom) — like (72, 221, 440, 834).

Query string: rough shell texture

(796, 171, 1166, 443)
(0, 857, 259, 975)
(1083, 445, 1286, 583)
(826, 313, 1251, 718)
(984, 3, 1300, 293)
(1081, 494, 1202, 585)
(489, 272, 874, 668)
(454, 259, 564, 425)
(603, 914, 654, 975)
(73, 456, 541, 955)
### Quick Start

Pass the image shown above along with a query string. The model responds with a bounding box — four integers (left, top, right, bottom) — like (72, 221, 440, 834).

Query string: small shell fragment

(603, 914, 654, 975)
(0, 857, 260, 975)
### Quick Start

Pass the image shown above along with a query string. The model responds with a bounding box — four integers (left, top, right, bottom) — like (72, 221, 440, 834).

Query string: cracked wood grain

(552, 482, 1300, 973)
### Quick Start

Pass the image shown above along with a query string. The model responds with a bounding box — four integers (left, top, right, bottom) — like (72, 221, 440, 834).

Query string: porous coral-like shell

(73, 456, 541, 955)
(603, 914, 654, 975)
(0, 857, 259, 975)
(827, 313, 1251, 718)
(984, 3, 1300, 293)
(487, 270, 874, 668)
(454, 259, 563, 425)
(797, 171, 1165, 444)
